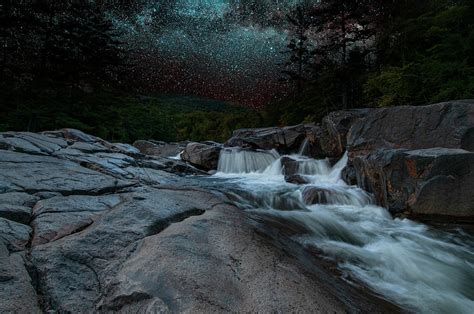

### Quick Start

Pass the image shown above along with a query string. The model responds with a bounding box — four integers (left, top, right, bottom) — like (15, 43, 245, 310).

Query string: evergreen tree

(281, 5, 314, 92)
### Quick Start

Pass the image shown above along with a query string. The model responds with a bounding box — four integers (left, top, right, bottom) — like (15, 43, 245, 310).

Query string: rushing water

(208, 149, 474, 313)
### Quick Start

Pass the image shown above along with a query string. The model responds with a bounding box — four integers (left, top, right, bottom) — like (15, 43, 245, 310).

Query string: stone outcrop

(133, 140, 185, 157)
(353, 148, 474, 221)
(181, 142, 222, 171)
(320, 109, 371, 158)
(224, 110, 369, 159)
(0, 129, 397, 313)
(341, 101, 474, 221)
(225, 124, 308, 153)
(347, 100, 474, 158)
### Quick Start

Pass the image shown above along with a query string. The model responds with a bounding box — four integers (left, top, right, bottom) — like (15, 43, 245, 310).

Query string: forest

(1, 0, 474, 142)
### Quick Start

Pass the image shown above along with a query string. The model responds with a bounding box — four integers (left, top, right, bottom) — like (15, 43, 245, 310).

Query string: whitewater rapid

(211, 148, 474, 313)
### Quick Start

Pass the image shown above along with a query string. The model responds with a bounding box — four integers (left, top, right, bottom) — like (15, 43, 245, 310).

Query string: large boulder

(347, 101, 474, 159)
(353, 148, 474, 221)
(133, 140, 184, 157)
(319, 109, 371, 158)
(181, 142, 222, 171)
(225, 124, 308, 153)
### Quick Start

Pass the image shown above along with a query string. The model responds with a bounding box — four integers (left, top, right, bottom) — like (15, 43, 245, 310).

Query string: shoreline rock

(0, 128, 399, 312)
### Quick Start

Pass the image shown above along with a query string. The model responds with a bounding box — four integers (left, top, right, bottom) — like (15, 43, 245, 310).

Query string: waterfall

(217, 148, 280, 173)
(208, 150, 474, 313)
(298, 138, 310, 156)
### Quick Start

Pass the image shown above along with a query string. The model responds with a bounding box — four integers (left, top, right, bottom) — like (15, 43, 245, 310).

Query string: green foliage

(366, 4, 474, 107)
(176, 110, 260, 142)
(0, 88, 257, 143)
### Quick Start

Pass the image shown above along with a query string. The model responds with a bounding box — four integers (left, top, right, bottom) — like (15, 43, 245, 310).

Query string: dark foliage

(269, 0, 474, 125)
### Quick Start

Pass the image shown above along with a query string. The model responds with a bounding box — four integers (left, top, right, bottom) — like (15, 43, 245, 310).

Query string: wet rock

(285, 174, 311, 185)
(302, 124, 326, 157)
(341, 166, 357, 186)
(96, 205, 348, 313)
(281, 157, 300, 176)
(226, 124, 307, 153)
(281, 156, 331, 176)
(181, 142, 222, 171)
(320, 109, 371, 158)
(302, 186, 372, 206)
(347, 101, 474, 159)
(353, 148, 474, 221)
(302, 187, 334, 204)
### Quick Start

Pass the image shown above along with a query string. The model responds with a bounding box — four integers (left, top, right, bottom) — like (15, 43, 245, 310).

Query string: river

(194, 148, 474, 313)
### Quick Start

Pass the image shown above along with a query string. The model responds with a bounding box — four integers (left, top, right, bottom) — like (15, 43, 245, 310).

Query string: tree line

(271, 0, 474, 125)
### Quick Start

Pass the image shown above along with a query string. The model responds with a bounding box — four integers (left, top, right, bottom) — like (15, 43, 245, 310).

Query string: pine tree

(281, 5, 314, 92)
(310, 0, 379, 109)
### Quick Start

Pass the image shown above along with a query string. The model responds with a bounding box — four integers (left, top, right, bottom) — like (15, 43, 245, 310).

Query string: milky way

(110, 0, 312, 107)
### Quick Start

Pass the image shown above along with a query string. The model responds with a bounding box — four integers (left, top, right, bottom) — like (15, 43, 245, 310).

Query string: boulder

(285, 174, 311, 185)
(302, 124, 325, 157)
(302, 187, 334, 205)
(347, 101, 474, 159)
(320, 109, 371, 158)
(353, 148, 474, 221)
(133, 140, 183, 157)
(281, 156, 300, 176)
(225, 124, 308, 153)
(181, 142, 222, 171)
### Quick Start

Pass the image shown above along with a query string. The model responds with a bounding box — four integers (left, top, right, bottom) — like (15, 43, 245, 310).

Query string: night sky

(110, 0, 313, 107)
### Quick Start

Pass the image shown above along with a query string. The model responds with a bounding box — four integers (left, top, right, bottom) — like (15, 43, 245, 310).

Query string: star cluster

(110, 0, 310, 107)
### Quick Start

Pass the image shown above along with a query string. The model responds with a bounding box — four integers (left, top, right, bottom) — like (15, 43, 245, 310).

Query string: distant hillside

(136, 94, 248, 114)
(1, 90, 259, 143)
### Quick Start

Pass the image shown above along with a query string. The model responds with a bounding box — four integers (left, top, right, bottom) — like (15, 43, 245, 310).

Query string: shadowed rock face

(181, 142, 222, 171)
(225, 110, 370, 159)
(353, 148, 474, 220)
(320, 109, 371, 158)
(341, 101, 474, 221)
(0, 129, 399, 313)
(347, 101, 474, 157)
(225, 124, 308, 153)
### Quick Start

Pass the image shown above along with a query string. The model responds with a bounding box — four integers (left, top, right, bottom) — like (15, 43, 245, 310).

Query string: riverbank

(0, 128, 402, 312)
